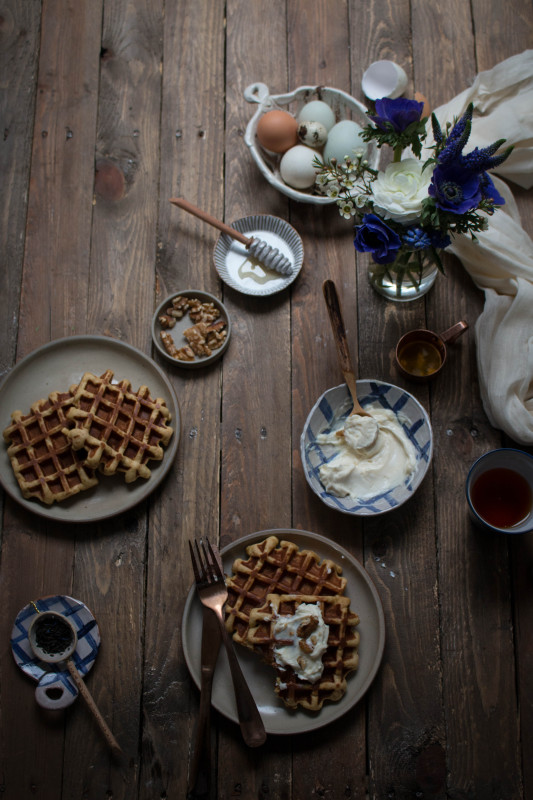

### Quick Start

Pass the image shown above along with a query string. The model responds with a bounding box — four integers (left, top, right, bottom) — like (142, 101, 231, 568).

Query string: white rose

(371, 158, 431, 224)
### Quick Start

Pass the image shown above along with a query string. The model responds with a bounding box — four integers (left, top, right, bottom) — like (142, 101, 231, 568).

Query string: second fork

(189, 539, 266, 748)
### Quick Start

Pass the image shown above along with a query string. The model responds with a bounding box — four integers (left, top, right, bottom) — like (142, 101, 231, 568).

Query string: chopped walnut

(158, 314, 176, 329)
(160, 331, 195, 361)
(297, 616, 319, 639)
(157, 295, 227, 361)
(183, 323, 212, 357)
(189, 299, 220, 324)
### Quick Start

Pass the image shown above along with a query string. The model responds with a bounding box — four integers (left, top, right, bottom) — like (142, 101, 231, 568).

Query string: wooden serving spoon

(322, 279, 373, 419)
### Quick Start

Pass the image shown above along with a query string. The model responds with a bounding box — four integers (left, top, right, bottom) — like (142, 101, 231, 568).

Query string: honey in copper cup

(395, 321, 468, 380)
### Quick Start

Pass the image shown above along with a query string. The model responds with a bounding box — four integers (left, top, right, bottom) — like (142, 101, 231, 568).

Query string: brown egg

(256, 110, 299, 154)
(414, 92, 431, 119)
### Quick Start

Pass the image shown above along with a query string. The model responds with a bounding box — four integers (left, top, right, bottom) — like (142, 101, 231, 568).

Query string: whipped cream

(272, 603, 329, 683)
(317, 408, 416, 500)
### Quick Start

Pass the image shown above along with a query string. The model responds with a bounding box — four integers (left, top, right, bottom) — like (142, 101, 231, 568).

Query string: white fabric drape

(430, 51, 533, 444)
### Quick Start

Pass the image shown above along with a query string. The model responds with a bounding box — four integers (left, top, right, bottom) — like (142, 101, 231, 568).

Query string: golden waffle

(224, 535, 347, 647)
(66, 370, 174, 483)
(246, 593, 360, 711)
(3, 389, 99, 505)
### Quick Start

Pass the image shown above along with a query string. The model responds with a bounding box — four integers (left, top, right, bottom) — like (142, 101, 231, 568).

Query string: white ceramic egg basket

(244, 82, 380, 205)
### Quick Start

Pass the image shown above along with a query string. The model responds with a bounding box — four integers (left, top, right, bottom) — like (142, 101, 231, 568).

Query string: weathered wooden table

(1, 1, 533, 798)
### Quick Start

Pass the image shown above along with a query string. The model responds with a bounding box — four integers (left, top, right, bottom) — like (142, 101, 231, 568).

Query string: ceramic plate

(152, 290, 231, 368)
(11, 594, 100, 709)
(0, 335, 180, 522)
(301, 381, 433, 516)
(213, 215, 303, 296)
(182, 529, 385, 735)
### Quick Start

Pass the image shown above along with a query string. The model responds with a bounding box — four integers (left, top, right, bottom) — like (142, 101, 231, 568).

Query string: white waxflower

(339, 200, 356, 219)
(326, 182, 341, 199)
(371, 158, 431, 224)
(315, 172, 330, 187)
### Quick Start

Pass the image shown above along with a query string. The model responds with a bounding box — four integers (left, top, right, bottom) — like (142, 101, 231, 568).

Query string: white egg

(297, 120, 329, 148)
(280, 145, 323, 189)
(297, 100, 336, 132)
(323, 120, 367, 164)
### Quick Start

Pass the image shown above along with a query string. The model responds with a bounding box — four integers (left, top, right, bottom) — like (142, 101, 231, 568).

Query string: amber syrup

(470, 467, 532, 528)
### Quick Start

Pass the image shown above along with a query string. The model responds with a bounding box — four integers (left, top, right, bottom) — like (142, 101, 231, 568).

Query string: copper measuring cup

(395, 321, 468, 381)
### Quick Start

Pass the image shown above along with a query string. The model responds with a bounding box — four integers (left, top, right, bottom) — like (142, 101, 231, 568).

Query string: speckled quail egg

(297, 100, 336, 132)
(323, 120, 367, 164)
(280, 145, 324, 189)
(297, 120, 329, 148)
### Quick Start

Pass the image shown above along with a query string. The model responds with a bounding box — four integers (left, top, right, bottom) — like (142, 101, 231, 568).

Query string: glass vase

(368, 249, 442, 302)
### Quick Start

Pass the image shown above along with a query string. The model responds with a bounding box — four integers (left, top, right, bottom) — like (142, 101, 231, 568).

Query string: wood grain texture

(1, 0, 532, 797)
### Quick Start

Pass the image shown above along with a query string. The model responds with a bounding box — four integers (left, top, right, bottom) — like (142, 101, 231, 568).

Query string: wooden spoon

(322, 279, 373, 418)
(28, 611, 121, 755)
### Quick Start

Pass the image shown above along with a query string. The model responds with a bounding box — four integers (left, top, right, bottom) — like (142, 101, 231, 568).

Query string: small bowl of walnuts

(152, 290, 231, 368)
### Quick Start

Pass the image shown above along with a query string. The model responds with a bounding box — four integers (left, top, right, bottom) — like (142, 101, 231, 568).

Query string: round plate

(300, 381, 433, 516)
(182, 529, 385, 735)
(0, 335, 180, 522)
(213, 215, 303, 296)
(11, 594, 100, 708)
(152, 290, 231, 368)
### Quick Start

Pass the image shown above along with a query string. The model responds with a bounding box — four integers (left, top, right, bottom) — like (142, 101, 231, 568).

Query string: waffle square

(246, 593, 360, 711)
(224, 535, 348, 647)
(3, 389, 99, 505)
(65, 370, 174, 483)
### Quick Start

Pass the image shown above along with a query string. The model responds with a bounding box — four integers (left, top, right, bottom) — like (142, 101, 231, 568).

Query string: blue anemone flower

(354, 214, 402, 264)
(429, 164, 482, 214)
(368, 98, 424, 134)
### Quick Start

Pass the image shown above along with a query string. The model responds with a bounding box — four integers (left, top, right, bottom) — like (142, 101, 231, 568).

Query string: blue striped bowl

(300, 381, 433, 516)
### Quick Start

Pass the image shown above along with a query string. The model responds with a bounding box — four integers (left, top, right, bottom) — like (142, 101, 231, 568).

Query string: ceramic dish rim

(465, 447, 533, 534)
(151, 289, 231, 368)
(244, 83, 379, 205)
(213, 214, 303, 297)
(0, 334, 180, 522)
(300, 379, 433, 516)
(181, 527, 386, 735)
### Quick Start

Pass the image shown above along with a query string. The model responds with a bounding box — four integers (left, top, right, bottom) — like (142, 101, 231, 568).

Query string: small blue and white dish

(11, 595, 100, 709)
(300, 380, 433, 516)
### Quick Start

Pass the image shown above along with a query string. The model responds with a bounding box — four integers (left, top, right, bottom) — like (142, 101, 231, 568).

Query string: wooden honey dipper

(169, 198, 293, 276)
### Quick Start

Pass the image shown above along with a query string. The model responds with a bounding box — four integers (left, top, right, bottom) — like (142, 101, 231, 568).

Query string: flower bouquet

(315, 97, 513, 300)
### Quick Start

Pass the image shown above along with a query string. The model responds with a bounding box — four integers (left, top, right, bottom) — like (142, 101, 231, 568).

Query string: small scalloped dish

(244, 82, 379, 205)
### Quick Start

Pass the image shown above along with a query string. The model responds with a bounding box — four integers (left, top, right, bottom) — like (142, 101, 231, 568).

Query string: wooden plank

(220, 0, 293, 795)
(0, 1, 102, 798)
(412, 1, 532, 797)
(138, 0, 227, 796)
(56, 0, 165, 796)
(0, 0, 40, 375)
(471, 5, 533, 799)
(287, 1, 369, 796)
(349, 1, 446, 796)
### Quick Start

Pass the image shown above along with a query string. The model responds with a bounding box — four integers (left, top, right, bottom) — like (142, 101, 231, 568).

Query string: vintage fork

(189, 539, 266, 748)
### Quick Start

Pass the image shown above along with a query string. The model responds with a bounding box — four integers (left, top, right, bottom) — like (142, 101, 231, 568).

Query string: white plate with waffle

(0, 335, 180, 522)
(182, 529, 385, 735)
